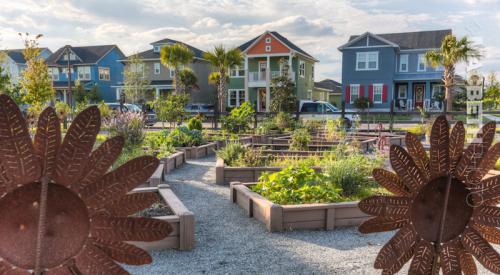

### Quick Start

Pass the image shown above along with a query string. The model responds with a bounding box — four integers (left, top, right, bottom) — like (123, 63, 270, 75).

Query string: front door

(259, 61, 267, 81)
(257, 88, 267, 112)
(414, 84, 425, 109)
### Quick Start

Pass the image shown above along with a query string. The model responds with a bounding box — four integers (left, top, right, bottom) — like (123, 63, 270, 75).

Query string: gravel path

(127, 156, 493, 275)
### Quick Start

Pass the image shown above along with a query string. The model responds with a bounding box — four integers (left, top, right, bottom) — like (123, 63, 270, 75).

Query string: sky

(0, 0, 499, 82)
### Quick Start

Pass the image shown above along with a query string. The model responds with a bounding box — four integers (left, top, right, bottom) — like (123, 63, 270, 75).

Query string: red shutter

(345, 85, 350, 102)
(382, 84, 388, 102)
(359, 85, 365, 98)
(368, 84, 374, 102)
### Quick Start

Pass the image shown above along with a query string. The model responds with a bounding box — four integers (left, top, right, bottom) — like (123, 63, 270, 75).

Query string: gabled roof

(47, 45, 123, 66)
(146, 38, 205, 59)
(340, 29, 452, 50)
(2, 48, 51, 64)
(315, 79, 342, 93)
(238, 31, 317, 61)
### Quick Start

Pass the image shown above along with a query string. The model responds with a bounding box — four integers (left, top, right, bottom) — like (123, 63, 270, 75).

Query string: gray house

(118, 38, 215, 104)
(338, 29, 450, 111)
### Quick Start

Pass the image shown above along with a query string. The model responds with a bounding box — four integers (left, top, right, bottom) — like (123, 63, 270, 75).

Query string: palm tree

(160, 43, 194, 94)
(425, 34, 481, 112)
(179, 69, 198, 93)
(204, 45, 243, 112)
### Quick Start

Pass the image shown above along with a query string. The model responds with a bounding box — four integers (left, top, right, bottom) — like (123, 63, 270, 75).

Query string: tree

(124, 53, 150, 103)
(484, 72, 500, 110)
(0, 54, 24, 105)
(18, 33, 54, 107)
(160, 44, 194, 94)
(154, 94, 189, 128)
(270, 75, 296, 112)
(425, 34, 481, 112)
(204, 45, 243, 112)
(179, 69, 198, 93)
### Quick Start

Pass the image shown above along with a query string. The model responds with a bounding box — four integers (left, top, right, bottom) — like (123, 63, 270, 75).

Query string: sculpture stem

(35, 177, 50, 275)
(431, 174, 453, 274)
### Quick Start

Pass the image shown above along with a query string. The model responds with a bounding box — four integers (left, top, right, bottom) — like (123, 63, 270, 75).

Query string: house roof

(47, 45, 122, 66)
(315, 79, 342, 93)
(238, 31, 317, 61)
(345, 29, 451, 50)
(142, 38, 205, 59)
(2, 48, 50, 64)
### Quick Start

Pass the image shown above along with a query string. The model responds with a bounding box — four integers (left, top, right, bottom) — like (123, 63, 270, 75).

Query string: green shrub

(109, 112, 145, 149)
(168, 126, 204, 147)
(233, 148, 264, 167)
(144, 130, 169, 150)
(187, 116, 203, 131)
(157, 143, 176, 159)
(113, 145, 151, 169)
(290, 128, 311, 151)
(256, 117, 279, 135)
(252, 165, 342, 205)
(221, 102, 255, 134)
(274, 112, 295, 131)
(216, 142, 246, 166)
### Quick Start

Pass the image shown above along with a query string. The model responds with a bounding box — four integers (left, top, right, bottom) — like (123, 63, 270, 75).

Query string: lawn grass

(360, 113, 412, 122)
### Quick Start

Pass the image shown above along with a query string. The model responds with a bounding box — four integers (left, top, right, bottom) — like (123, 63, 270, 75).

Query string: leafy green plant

(109, 112, 145, 149)
(233, 148, 264, 167)
(290, 128, 311, 151)
(215, 142, 246, 166)
(157, 143, 176, 159)
(221, 101, 255, 134)
(252, 165, 342, 205)
(274, 112, 295, 131)
(154, 94, 189, 128)
(55, 101, 70, 120)
(256, 117, 279, 135)
(353, 97, 371, 110)
(167, 126, 204, 147)
(187, 116, 203, 131)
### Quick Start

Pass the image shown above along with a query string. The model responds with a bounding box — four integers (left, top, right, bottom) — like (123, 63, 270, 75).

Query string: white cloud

(192, 17, 220, 29)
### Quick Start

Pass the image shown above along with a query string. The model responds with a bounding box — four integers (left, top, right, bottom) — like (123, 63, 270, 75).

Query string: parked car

(185, 103, 215, 116)
(298, 100, 356, 128)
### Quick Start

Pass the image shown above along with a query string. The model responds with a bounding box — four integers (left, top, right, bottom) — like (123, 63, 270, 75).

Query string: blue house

(338, 29, 450, 111)
(46, 45, 126, 103)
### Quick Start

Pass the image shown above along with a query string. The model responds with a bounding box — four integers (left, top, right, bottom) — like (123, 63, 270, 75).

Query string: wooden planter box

(230, 182, 370, 232)
(252, 138, 377, 153)
(176, 142, 217, 159)
(129, 185, 195, 250)
(213, 136, 253, 149)
(160, 151, 186, 175)
(215, 158, 320, 185)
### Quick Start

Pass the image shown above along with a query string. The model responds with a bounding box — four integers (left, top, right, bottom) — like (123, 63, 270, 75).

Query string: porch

(393, 80, 444, 112)
(246, 55, 295, 88)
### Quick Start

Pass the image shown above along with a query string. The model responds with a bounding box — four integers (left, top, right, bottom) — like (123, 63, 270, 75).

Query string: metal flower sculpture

(359, 115, 500, 274)
(0, 95, 171, 274)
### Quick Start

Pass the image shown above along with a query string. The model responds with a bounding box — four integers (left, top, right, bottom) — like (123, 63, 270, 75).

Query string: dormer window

(265, 37, 271, 43)
(265, 45, 271, 52)
(154, 45, 160, 53)
(62, 51, 78, 61)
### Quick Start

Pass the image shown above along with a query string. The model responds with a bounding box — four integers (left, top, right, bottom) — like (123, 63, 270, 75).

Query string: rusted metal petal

(92, 238, 152, 265)
(74, 244, 129, 275)
(461, 227, 500, 273)
(471, 175, 500, 205)
(91, 216, 172, 242)
(34, 107, 61, 179)
(381, 244, 415, 275)
(440, 240, 461, 275)
(372, 168, 410, 196)
(473, 206, 500, 227)
(44, 265, 74, 275)
(458, 245, 478, 275)
(449, 121, 465, 174)
(81, 156, 159, 212)
(358, 196, 410, 218)
(390, 145, 427, 194)
(54, 106, 100, 188)
(105, 192, 159, 217)
(0, 94, 41, 186)
(473, 223, 500, 245)
(358, 216, 408, 234)
(374, 225, 417, 269)
(76, 136, 124, 192)
(0, 165, 12, 197)
(405, 132, 430, 180)
(429, 115, 450, 179)
(469, 143, 500, 183)
(408, 240, 434, 275)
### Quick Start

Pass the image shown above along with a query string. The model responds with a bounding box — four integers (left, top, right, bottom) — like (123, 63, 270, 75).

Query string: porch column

(288, 54, 293, 78)
(266, 56, 270, 112)
(408, 81, 413, 110)
(155, 87, 160, 99)
(244, 56, 249, 102)
(63, 90, 67, 104)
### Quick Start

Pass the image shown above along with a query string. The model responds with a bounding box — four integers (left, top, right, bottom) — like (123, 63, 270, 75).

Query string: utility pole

(66, 46, 72, 109)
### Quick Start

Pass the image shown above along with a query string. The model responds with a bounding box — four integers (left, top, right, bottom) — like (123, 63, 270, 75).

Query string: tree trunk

(174, 67, 182, 95)
(444, 65, 455, 114)
(218, 70, 227, 113)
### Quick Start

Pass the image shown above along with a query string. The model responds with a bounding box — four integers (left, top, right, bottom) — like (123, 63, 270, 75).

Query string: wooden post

(295, 100, 300, 121)
(341, 100, 345, 119)
(389, 99, 394, 133)
(254, 111, 258, 130)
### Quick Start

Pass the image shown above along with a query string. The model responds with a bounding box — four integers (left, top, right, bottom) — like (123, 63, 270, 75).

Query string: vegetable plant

(290, 128, 311, 151)
(221, 101, 255, 134)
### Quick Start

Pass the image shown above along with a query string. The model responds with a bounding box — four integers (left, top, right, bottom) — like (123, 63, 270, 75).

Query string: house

(116, 38, 215, 104)
(46, 45, 126, 103)
(314, 79, 342, 107)
(0, 48, 52, 85)
(338, 29, 450, 111)
(230, 31, 318, 112)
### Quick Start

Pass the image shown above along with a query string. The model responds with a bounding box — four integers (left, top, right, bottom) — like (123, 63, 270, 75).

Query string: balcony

(248, 71, 295, 87)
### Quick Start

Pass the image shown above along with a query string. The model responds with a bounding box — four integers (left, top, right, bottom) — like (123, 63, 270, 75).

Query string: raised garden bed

(161, 151, 186, 175)
(176, 141, 217, 159)
(230, 182, 369, 232)
(212, 136, 253, 149)
(129, 185, 195, 251)
(251, 138, 377, 153)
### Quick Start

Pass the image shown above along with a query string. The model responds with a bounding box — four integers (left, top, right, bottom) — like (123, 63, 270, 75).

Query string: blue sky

(0, 0, 499, 81)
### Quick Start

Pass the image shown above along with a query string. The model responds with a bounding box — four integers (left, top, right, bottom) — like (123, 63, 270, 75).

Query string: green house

(228, 31, 318, 112)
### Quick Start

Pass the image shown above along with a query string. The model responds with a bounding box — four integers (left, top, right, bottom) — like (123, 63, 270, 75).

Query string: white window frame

(356, 51, 378, 71)
(398, 85, 407, 99)
(154, 63, 161, 75)
(169, 68, 175, 78)
(311, 65, 314, 81)
(265, 37, 272, 43)
(350, 84, 360, 104)
(98, 67, 110, 81)
(154, 45, 160, 53)
(299, 60, 305, 77)
(399, 54, 408, 72)
(230, 65, 245, 77)
(373, 84, 383, 104)
(227, 89, 245, 107)
(417, 54, 426, 72)
(265, 45, 271, 52)
(432, 84, 442, 98)
(48, 67, 59, 81)
(77, 66, 91, 81)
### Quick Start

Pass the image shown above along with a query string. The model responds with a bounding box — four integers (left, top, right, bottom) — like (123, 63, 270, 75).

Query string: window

(62, 51, 78, 61)
(154, 45, 160, 53)
(311, 65, 314, 80)
(356, 52, 378, 71)
(169, 68, 175, 78)
(230, 65, 245, 77)
(228, 89, 245, 107)
(398, 85, 407, 99)
(399, 54, 408, 72)
(418, 54, 426, 71)
(299, 60, 305, 77)
(265, 37, 271, 43)
(373, 84, 383, 103)
(77, 66, 91, 80)
(265, 45, 271, 52)
(130, 63, 144, 77)
(98, 67, 110, 81)
(154, 63, 161, 75)
(48, 67, 59, 81)
(432, 84, 443, 99)
(350, 84, 360, 103)
(301, 103, 319, 113)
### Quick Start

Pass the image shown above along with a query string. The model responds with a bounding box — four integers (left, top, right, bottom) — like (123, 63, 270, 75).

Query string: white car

(298, 100, 356, 127)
